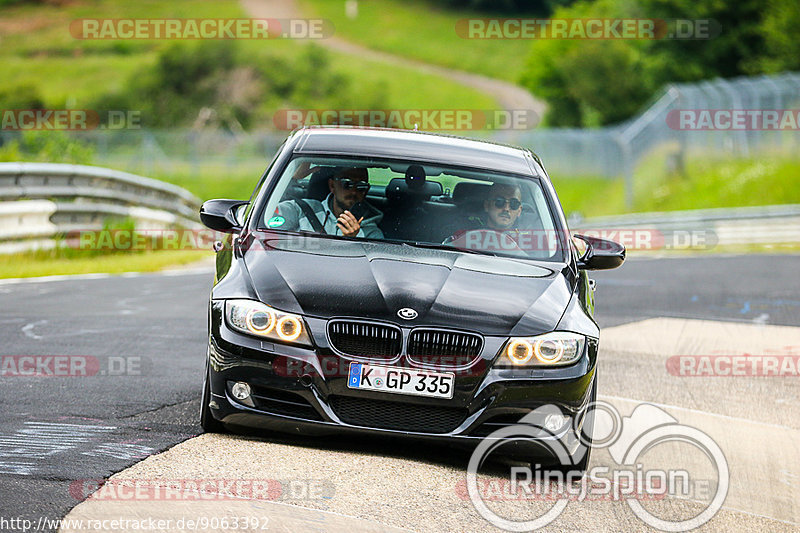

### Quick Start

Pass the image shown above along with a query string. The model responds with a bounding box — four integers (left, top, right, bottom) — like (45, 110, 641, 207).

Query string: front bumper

(207, 301, 598, 458)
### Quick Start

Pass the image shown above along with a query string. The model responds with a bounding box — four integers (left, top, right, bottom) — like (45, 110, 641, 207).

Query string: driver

(483, 183, 523, 230)
(273, 165, 384, 238)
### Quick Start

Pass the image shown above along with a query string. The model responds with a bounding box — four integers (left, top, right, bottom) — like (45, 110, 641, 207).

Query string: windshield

(257, 155, 565, 262)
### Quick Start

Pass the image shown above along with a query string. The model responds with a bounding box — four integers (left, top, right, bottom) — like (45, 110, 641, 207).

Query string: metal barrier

(2, 72, 795, 212)
(572, 204, 800, 249)
(0, 163, 202, 253)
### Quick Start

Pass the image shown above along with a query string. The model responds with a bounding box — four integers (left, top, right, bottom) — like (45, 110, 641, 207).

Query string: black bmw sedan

(199, 126, 624, 470)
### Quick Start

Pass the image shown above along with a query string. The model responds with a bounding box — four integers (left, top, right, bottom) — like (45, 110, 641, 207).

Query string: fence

(508, 71, 800, 206)
(572, 204, 800, 250)
(0, 73, 797, 210)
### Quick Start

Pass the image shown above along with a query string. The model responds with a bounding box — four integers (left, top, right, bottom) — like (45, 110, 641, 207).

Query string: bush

(0, 131, 94, 164)
(0, 84, 46, 111)
(91, 41, 378, 130)
(521, 0, 796, 127)
(521, 0, 652, 127)
(439, 0, 574, 15)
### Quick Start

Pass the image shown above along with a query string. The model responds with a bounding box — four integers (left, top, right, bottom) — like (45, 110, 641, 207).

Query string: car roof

(289, 126, 543, 177)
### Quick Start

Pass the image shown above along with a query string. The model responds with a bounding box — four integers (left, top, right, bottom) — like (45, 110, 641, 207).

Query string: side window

(242, 142, 285, 225)
(529, 184, 558, 258)
(261, 159, 304, 226)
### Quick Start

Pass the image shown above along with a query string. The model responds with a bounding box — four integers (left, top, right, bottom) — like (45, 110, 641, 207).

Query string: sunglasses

(336, 179, 371, 193)
(492, 197, 522, 210)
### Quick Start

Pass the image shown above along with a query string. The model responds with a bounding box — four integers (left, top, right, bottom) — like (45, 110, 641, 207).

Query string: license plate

(347, 362, 454, 399)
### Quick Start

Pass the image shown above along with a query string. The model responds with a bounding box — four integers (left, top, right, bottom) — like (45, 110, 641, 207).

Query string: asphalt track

(0, 254, 798, 532)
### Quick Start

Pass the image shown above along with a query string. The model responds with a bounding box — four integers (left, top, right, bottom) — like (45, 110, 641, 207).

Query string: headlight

(499, 332, 585, 367)
(225, 299, 312, 346)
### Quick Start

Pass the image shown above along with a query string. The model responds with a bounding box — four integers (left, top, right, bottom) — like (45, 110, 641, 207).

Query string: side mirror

(200, 199, 249, 233)
(574, 234, 625, 270)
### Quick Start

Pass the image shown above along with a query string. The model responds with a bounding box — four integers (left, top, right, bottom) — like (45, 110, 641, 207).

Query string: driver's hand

(337, 211, 363, 237)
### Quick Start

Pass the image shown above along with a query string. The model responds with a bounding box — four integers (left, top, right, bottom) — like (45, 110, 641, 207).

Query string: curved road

(0, 254, 798, 531)
(241, 0, 547, 121)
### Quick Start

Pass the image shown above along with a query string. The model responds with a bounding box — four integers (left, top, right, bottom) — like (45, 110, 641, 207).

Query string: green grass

(551, 151, 800, 219)
(0, 0, 496, 115)
(299, 0, 531, 84)
(632, 153, 800, 213)
(0, 249, 212, 279)
(551, 176, 626, 218)
(2, 54, 155, 105)
(0, 0, 241, 105)
(90, 154, 268, 201)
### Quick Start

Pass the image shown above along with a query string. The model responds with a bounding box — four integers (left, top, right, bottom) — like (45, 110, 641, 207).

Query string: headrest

(385, 178, 442, 203)
(452, 182, 491, 208)
(306, 166, 336, 200)
(404, 164, 427, 192)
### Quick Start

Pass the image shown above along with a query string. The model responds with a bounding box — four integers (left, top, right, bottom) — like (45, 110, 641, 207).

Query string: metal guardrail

(1, 162, 796, 254)
(0, 163, 202, 253)
(572, 204, 800, 249)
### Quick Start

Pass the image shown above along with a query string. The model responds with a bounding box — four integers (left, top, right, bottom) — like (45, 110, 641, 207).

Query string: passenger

(274, 165, 384, 238)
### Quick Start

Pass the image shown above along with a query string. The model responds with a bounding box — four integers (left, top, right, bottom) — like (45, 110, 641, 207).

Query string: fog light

(544, 413, 567, 432)
(231, 382, 251, 401)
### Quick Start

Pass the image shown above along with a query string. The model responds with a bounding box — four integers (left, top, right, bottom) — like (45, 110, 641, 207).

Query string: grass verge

(552, 151, 800, 219)
(0, 250, 212, 279)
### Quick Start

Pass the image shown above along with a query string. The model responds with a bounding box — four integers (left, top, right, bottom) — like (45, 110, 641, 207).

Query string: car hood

(242, 236, 573, 336)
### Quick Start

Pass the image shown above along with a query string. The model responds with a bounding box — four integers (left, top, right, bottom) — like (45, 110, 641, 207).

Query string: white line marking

(0, 273, 111, 286)
(0, 267, 212, 286)
(21, 320, 47, 340)
(0, 422, 117, 473)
